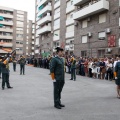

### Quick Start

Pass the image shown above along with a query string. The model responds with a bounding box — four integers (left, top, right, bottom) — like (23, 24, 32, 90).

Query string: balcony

(66, 19, 74, 26)
(53, 36, 59, 41)
(16, 51, 23, 54)
(16, 31, 23, 34)
(0, 42, 13, 47)
(0, 35, 13, 39)
(0, 21, 13, 26)
(54, 1, 60, 9)
(37, 5, 52, 17)
(38, 0, 50, 7)
(35, 49, 39, 53)
(54, 12, 60, 20)
(17, 17, 24, 21)
(16, 44, 23, 47)
(54, 24, 60, 30)
(66, 6, 75, 14)
(16, 37, 23, 41)
(73, 0, 109, 20)
(38, 25, 51, 35)
(66, 31, 74, 38)
(0, 13, 13, 19)
(32, 52, 34, 55)
(0, 28, 13, 33)
(32, 41, 35, 44)
(17, 24, 24, 28)
(32, 47, 34, 50)
(73, 0, 90, 6)
(37, 15, 52, 26)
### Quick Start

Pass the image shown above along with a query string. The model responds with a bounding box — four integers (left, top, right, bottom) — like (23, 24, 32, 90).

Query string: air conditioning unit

(74, 21, 78, 26)
(105, 28, 111, 34)
(105, 48, 112, 53)
(88, 32, 92, 37)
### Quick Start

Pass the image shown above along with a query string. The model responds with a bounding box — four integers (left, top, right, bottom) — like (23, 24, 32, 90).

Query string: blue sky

(0, 0, 35, 21)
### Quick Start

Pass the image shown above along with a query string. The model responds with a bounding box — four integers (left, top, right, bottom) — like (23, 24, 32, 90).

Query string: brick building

(35, 0, 120, 58)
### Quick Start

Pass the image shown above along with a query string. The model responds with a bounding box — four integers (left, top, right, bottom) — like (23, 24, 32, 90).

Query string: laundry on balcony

(0, 16, 4, 20)
(38, 5, 44, 11)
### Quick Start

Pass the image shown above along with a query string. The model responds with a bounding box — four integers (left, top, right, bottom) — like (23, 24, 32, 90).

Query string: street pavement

(0, 64, 120, 120)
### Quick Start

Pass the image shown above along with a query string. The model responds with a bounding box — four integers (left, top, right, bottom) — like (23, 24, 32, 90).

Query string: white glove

(115, 77, 118, 80)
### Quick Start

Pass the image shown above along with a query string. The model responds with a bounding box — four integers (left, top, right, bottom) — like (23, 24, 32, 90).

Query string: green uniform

(50, 56, 65, 106)
(0, 60, 2, 78)
(19, 57, 25, 75)
(70, 58, 76, 81)
(1, 58, 11, 89)
(115, 61, 120, 85)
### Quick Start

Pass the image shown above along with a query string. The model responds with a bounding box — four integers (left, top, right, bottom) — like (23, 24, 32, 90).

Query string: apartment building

(26, 21, 35, 56)
(35, 0, 120, 58)
(0, 6, 34, 57)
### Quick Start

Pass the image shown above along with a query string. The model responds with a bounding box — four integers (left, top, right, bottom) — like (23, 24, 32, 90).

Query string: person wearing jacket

(114, 56, 120, 99)
(50, 47, 65, 109)
(1, 54, 13, 90)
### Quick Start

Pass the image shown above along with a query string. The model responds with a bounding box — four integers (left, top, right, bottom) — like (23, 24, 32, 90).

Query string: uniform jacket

(115, 61, 120, 79)
(50, 56, 65, 81)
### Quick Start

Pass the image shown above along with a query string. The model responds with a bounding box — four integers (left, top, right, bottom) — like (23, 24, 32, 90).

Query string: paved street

(0, 64, 120, 120)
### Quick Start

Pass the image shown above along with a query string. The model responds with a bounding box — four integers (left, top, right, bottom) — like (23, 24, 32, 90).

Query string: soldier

(114, 56, 120, 99)
(19, 55, 26, 75)
(0, 56, 2, 79)
(70, 55, 76, 81)
(50, 47, 65, 109)
(1, 54, 13, 90)
(13, 57, 17, 72)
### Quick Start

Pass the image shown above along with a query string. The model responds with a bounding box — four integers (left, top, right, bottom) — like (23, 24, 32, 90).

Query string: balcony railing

(0, 21, 13, 26)
(37, 5, 52, 17)
(0, 35, 13, 39)
(0, 28, 13, 32)
(37, 15, 52, 26)
(73, 0, 109, 20)
(38, 25, 51, 35)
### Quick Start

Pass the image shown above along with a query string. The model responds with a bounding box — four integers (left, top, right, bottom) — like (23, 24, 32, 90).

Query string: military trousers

(20, 65, 25, 75)
(2, 73, 10, 88)
(71, 68, 76, 80)
(0, 68, 1, 78)
(53, 80, 64, 106)
(13, 63, 16, 72)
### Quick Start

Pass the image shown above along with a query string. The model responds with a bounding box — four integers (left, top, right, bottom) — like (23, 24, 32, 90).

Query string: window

(98, 31, 106, 40)
(54, 7, 60, 14)
(54, 30, 60, 36)
(66, 25, 74, 33)
(81, 51, 87, 57)
(16, 28, 23, 31)
(98, 50, 105, 57)
(82, 35, 87, 43)
(17, 21, 23, 25)
(17, 14, 24, 18)
(67, 0, 73, 7)
(82, 20, 87, 28)
(54, 18, 60, 25)
(17, 34, 23, 38)
(99, 13, 106, 23)
(41, 35, 44, 40)
(66, 12, 74, 20)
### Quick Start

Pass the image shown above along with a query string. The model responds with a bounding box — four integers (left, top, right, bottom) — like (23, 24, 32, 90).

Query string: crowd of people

(27, 55, 119, 81)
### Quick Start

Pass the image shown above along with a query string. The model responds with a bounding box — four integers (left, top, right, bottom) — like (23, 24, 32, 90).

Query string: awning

(0, 24, 3, 27)
(38, 5, 44, 10)
(0, 16, 4, 20)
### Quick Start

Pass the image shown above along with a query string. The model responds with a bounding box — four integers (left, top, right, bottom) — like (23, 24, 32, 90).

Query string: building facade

(35, 0, 120, 58)
(0, 6, 34, 57)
